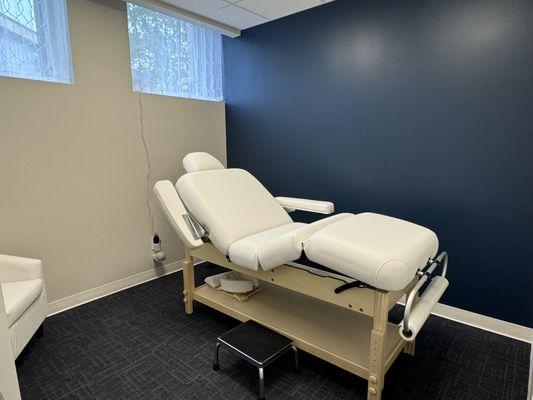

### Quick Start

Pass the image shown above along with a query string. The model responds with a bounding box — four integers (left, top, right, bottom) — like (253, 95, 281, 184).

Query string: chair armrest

(154, 180, 204, 249)
(0, 255, 43, 283)
(275, 197, 334, 214)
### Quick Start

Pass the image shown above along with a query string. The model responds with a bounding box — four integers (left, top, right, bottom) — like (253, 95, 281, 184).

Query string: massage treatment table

(154, 152, 449, 400)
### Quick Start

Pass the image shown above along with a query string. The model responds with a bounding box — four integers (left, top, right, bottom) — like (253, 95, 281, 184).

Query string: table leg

(292, 345, 299, 371)
(182, 248, 195, 315)
(368, 291, 389, 400)
(213, 341, 220, 371)
(258, 367, 265, 400)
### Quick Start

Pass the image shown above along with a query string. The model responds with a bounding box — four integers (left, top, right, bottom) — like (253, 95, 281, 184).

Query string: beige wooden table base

(184, 244, 418, 400)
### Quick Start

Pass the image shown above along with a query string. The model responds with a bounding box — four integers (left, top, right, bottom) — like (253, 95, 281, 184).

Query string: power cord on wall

(136, 91, 166, 262)
(137, 91, 154, 233)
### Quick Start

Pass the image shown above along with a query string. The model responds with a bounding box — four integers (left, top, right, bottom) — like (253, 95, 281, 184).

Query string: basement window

(127, 3, 224, 102)
(0, 0, 73, 83)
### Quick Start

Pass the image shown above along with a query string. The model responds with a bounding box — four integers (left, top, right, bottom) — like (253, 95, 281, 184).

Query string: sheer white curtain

(0, 0, 73, 83)
(127, 3, 223, 101)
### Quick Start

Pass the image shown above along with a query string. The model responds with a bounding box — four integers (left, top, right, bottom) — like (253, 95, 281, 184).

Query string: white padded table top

(304, 213, 439, 291)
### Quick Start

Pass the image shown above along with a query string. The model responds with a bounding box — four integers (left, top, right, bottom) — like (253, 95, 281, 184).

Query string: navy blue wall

(223, 0, 533, 326)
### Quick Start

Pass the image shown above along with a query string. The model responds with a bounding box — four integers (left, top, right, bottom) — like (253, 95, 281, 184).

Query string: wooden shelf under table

(193, 282, 404, 379)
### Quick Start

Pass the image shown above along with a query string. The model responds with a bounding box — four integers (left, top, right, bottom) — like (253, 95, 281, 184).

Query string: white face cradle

(205, 271, 259, 293)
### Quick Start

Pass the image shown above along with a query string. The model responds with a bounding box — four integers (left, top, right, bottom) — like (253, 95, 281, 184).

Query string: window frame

(126, 3, 224, 102)
(0, 0, 74, 84)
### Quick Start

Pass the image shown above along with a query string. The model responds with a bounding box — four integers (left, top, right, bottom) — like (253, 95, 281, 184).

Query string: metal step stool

(213, 320, 299, 400)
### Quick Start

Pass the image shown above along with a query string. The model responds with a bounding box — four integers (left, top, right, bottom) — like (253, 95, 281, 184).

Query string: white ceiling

(161, 0, 334, 30)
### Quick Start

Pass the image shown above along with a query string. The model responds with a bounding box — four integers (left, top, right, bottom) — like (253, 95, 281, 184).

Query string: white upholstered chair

(0, 255, 48, 359)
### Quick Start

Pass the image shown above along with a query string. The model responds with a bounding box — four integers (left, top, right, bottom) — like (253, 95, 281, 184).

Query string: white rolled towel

(399, 276, 449, 341)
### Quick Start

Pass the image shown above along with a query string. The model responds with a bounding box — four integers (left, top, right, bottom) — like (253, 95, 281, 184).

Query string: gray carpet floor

(16, 263, 531, 400)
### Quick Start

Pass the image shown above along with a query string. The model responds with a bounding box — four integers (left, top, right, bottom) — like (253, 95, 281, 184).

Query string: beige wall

(0, 0, 226, 302)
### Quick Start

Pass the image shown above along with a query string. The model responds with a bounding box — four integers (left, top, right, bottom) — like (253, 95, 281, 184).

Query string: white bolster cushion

(183, 152, 225, 173)
(229, 223, 306, 271)
(275, 197, 334, 214)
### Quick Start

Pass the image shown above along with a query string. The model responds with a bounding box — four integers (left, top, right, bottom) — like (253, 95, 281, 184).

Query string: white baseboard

(47, 260, 186, 316)
(397, 296, 532, 343)
(429, 302, 532, 343)
(48, 262, 532, 344)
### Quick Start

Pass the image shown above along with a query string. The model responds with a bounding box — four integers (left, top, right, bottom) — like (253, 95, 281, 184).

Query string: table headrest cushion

(183, 152, 225, 173)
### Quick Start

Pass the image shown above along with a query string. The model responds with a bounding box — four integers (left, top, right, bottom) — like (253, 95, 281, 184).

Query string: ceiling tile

(213, 4, 268, 29)
(164, 0, 229, 20)
(237, 0, 324, 20)
(158, 0, 334, 31)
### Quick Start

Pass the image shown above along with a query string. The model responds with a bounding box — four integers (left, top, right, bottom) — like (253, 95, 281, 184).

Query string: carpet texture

(16, 264, 531, 400)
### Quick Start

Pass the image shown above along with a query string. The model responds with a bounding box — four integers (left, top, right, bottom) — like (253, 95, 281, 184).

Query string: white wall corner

(47, 259, 187, 316)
